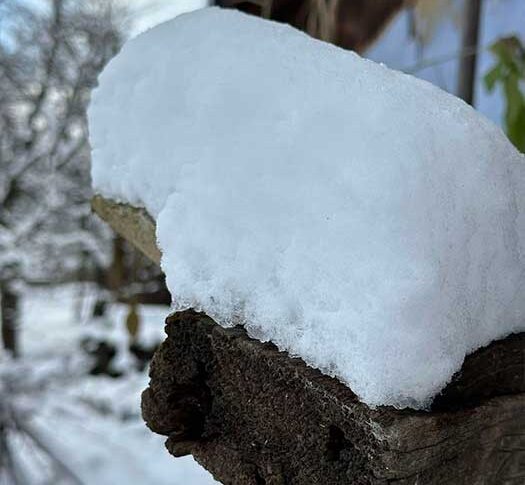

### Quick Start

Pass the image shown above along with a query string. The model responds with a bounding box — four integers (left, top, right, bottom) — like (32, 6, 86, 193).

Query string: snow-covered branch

(0, 0, 123, 283)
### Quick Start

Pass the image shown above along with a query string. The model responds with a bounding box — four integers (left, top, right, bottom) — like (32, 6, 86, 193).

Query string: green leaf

(506, 107, 525, 153)
(485, 36, 525, 153)
(503, 75, 523, 126)
(491, 37, 520, 65)
(484, 65, 501, 91)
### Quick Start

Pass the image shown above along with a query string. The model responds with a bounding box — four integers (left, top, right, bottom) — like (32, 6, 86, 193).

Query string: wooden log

(142, 310, 525, 484)
(92, 196, 525, 483)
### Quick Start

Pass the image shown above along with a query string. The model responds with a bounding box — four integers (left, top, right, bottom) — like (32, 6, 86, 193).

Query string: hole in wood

(326, 425, 353, 462)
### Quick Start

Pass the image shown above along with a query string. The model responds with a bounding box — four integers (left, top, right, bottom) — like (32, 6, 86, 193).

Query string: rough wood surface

(91, 195, 161, 264)
(142, 310, 525, 484)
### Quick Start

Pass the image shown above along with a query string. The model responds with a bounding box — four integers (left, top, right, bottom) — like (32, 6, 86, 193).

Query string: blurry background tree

(0, 0, 123, 357)
(216, 0, 412, 52)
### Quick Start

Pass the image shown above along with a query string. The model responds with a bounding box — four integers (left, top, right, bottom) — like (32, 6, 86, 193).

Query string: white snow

(3, 284, 218, 484)
(89, 7, 525, 409)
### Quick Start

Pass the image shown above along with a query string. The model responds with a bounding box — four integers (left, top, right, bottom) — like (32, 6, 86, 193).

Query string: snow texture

(89, 7, 525, 409)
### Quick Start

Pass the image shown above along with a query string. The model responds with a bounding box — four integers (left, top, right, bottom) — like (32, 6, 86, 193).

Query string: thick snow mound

(89, 7, 525, 408)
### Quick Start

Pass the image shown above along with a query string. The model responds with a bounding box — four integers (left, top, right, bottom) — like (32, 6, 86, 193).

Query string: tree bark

(1, 281, 19, 358)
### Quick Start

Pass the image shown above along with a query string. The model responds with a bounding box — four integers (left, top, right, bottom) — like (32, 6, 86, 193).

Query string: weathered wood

(91, 195, 161, 264)
(142, 310, 525, 484)
(92, 197, 525, 483)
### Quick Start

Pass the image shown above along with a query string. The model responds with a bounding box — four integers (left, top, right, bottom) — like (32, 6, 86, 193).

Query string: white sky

(121, 0, 209, 36)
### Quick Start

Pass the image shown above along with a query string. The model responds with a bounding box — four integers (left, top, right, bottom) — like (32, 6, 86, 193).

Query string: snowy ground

(1, 284, 218, 485)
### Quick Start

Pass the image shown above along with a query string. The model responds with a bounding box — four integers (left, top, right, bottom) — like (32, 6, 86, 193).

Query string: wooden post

(457, 0, 482, 105)
(93, 196, 525, 484)
(142, 311, 525, 484)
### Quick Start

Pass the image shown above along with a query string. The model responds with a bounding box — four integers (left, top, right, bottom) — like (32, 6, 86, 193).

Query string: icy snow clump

(88, 7, 525, 408)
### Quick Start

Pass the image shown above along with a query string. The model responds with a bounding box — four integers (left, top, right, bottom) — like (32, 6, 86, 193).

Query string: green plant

(484, 36, 525, 153)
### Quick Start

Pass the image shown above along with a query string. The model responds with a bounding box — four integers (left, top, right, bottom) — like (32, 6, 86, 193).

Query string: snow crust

(89, 7, 525, 408)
